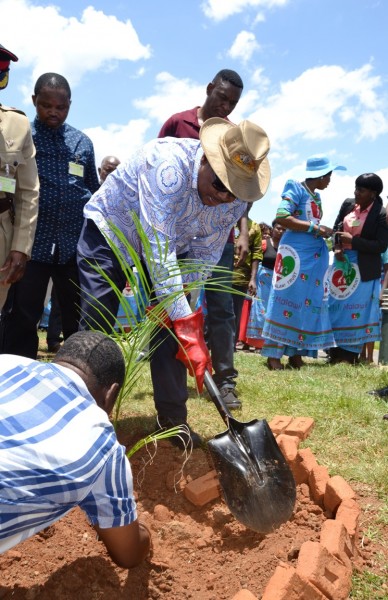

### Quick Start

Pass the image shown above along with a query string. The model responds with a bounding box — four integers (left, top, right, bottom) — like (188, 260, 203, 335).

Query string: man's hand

(0, 251, 28, 285)
(174, 308, 212, 393)
(247, 277, 257, 296)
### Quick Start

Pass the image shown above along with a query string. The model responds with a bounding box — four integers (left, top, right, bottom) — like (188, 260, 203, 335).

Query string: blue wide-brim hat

(304, 154, 346, 179)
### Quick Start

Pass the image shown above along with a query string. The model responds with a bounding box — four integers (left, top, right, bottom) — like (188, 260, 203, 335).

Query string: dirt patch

(0, 436, 386, 599)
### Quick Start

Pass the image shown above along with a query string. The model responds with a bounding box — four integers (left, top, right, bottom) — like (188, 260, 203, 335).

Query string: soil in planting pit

(0, 434, 382, 600)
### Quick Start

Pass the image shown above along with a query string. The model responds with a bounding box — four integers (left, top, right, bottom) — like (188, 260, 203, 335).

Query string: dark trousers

(232, 285, 248, 347)
(47, 285, 63, 347)
(0, 260, 80, 359)
(77, 219, 189, 423)
(204, 242, 238, 389)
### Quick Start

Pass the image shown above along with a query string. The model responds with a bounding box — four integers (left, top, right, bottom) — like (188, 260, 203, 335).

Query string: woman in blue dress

(328, 173, 388, 364)
(261, 155, 346, 370)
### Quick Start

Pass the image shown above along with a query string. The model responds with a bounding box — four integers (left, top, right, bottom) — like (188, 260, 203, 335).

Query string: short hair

(34, 72, 71, 99)
(54, 331, 125, 389)
(212, 69, 243, 90)
(355, 173, 383, 196)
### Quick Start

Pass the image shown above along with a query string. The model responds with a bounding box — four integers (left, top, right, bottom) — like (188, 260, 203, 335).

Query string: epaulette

(0, 103, 27, 116)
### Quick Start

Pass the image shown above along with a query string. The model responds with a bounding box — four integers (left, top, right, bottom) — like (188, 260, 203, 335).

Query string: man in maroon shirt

(158, 69, 248, 410)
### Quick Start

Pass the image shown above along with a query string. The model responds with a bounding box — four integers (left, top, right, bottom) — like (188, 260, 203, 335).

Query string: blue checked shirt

(31, 117, 99, 263)
(83, 137, 247, 320)
(0, 356, 136, 554)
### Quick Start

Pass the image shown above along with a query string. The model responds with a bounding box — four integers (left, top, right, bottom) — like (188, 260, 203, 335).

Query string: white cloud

(247, 64, 388, 150)
(227, 31, 261, 63)
(84, 119, 151, 167)
(0, 0, 151, 101)
(133, 72, 205, 124)
(201, 0, 289, 21)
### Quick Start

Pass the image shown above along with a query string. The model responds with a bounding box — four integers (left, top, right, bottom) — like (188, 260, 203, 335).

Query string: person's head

(304, 154, 346, 191)
(259, 222, 272, 239)
(198, 117, 271, 205)
(272, 219, 285, 241)
(54, 331, 125, 414)
(0, 43, 18, 91)
(201, 69, 243, 121)
(355, 173, 383, 209)
(99, 156, 121, 183)
(32, 72, 71, 129)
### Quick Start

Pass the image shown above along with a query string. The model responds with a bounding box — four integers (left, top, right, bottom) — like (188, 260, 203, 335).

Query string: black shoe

(157, 418, 202, 450)
(220, 387, 242, 410)
(368, 386, 388, 399)
(383, 414, 388, 420)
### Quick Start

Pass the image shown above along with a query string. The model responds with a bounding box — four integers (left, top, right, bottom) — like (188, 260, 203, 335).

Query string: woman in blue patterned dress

(261, 155, 346, 370)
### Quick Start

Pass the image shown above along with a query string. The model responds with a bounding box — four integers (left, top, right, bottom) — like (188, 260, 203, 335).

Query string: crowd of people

(1, 40, 387, 566)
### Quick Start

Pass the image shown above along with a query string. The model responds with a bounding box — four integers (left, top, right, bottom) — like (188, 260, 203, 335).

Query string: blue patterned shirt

(0, 356, 136, 553)
(31, 117, 99, 263)
(83, 137, 246, 319)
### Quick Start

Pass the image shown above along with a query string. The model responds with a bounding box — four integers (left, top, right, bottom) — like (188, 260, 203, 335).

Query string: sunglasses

(212, 173, 235, 198)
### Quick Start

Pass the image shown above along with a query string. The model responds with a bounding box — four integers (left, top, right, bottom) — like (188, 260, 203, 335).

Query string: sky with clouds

(2, 0, 388, 226)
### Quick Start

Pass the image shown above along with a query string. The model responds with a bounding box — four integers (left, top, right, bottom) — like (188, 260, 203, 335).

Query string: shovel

(204, 371, 296, 534)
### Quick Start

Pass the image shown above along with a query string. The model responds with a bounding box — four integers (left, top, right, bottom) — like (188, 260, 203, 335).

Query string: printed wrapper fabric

(245, 264, 274, 347)
(328, 249, 381, 350)
(262, 232, 335, 352)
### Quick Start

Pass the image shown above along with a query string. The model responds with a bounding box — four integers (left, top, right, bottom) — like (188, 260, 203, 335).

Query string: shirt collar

(34, 116, 66, 137)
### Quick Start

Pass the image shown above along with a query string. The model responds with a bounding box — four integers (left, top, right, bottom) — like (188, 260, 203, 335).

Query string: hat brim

(200, 118, 271, 202)
(304, 164, 346, 179)
(0, 45, 18, 62)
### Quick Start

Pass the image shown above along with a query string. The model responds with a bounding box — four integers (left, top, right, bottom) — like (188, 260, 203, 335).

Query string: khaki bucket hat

(199, 117, 271, 202)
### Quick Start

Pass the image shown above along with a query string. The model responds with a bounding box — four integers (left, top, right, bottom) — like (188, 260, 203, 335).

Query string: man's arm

(235, 207, 249, 266)
(94, 519, 151, 569)
(1, 112, 39, 283)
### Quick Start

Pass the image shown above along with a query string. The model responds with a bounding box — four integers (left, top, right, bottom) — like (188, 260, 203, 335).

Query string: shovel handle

(203, 370, 232, 425)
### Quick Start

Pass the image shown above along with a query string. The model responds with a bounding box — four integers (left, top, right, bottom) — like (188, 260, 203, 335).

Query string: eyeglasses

(212, 173, 235, 198)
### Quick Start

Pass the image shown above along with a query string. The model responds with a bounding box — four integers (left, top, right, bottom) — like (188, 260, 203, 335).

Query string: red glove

(173, 308, 212, 393)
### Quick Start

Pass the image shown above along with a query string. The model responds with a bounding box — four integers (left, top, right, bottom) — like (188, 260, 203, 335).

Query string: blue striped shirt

(0, 356, 136, 554)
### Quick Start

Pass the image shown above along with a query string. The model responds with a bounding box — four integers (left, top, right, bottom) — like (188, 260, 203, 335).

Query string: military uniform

(0, 104, 39, 308)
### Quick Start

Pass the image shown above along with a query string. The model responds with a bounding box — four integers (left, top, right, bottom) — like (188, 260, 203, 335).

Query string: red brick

(284, 417, 315, 440)
(230, 589, 258, 600)
(183, 470, 220, 506)
(309, 465, 330, 506)
(262, 561, 328, 599)
(324, 475, 356, 514)
(268, 415, 294, 435)
(297, 541, 352, 599)
(299, 447, 319, 474)
(320, 519, 354, 569)
(291, 453, 308, 485)
(335, 498, 361, 547)
(276, 434, 300, 464)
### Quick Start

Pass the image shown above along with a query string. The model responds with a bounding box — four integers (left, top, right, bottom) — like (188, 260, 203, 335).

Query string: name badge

(68, 162, 84, 177)
(351, 219, 361, 227)
(0, 176, 16, 194)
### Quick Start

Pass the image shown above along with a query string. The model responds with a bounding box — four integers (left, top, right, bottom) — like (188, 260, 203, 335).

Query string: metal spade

(205, 371, 296, 534)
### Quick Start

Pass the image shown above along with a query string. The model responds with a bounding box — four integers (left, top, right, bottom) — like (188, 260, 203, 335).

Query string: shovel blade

(207, 418, 296, 533)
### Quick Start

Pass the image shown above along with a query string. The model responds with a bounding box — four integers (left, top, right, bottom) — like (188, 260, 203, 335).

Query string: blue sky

(2, 0, 388, 226)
